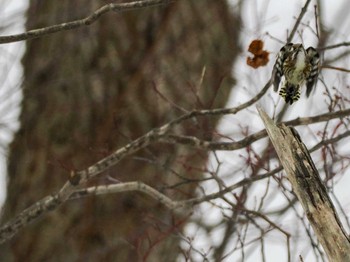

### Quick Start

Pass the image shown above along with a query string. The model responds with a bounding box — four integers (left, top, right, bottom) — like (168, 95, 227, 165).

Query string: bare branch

(318, 42, 350, 51)
(287, 0, 312, 43)
(321, 65, 350, 73)
(0, 195, 62, 244)
(258, 107, 350, 261)
(0, 0, 176, 44)
(161, 108, 350, 151)
(1, 121, 348, 245)
(72, 182, 183, 211)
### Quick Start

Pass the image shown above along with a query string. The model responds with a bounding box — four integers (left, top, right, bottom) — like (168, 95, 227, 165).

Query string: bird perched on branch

(272, 43, 320, 104)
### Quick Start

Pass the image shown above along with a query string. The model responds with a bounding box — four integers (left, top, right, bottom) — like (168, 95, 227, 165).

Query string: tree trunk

(1, 1, 240, 261)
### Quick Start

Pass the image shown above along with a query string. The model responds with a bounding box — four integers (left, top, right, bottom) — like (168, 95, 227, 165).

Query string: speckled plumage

(272, 43, 320, 105)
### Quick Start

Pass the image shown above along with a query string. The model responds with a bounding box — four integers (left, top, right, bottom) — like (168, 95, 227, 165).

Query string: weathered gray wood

(258, 107, 350, 262)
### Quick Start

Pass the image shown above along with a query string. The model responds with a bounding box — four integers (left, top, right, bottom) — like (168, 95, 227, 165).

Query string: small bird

(271, 43, 320, 104)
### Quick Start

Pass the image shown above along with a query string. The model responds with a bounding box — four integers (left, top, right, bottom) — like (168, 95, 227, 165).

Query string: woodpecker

(271, 43, 320, 104)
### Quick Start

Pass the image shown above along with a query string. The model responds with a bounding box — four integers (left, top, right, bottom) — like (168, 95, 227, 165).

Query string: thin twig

(0, 0, 175, 44)
(1, 120, 349, 244)
(318, 42, 350, 51)
(287, 0, 312, 43)
(161, 108, 350, 151)
(321, 65, 350, 73)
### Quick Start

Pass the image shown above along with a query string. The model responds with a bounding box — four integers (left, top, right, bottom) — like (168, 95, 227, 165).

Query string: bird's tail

(279, 83, 300, 105)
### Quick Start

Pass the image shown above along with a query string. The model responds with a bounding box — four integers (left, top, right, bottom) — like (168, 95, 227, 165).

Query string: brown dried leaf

(247, 39, 270, 68)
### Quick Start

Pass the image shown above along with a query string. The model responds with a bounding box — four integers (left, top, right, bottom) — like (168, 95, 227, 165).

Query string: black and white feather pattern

(272, 43, 294, 92)
(305, 46, 320, 97)
(271, 43, 320, 104)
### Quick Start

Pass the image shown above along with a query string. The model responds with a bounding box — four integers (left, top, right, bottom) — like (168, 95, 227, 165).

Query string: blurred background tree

(0, 0, 240, 261)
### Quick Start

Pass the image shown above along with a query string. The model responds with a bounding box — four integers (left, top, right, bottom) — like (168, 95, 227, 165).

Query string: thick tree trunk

(1, 1, 240, 261)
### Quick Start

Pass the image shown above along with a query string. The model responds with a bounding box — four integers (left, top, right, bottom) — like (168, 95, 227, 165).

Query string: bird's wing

(305, 47, 320, 97)
(271, 43, 293, 92)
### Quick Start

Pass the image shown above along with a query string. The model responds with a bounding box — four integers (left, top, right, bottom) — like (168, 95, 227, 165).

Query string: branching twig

(64, 80, 274, 190)
(287, 0, 312, 43)
(0, 76, 273, 244)
(1, 116, 349, 244)
(0, 0, 176, 44)
(161, 108, 350, 151)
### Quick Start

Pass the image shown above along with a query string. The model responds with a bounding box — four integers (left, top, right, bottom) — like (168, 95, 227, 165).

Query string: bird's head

(291, 43, 306, 57)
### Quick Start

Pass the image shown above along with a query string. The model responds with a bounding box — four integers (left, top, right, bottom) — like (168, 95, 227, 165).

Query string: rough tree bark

(259, 108, 350, 261)
(0, 1, 240, 261)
